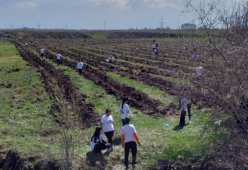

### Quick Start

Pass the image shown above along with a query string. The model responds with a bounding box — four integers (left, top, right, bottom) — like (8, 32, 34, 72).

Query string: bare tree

(183, 0, 248, 169)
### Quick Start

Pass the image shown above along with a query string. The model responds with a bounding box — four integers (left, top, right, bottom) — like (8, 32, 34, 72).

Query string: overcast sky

(0, 0, 243, 30)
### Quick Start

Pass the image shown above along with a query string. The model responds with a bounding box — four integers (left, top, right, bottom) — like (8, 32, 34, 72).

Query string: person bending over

(90, 127, 111, 153)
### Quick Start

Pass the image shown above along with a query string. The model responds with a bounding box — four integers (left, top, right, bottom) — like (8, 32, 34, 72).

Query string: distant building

(181, 23, 197, 30)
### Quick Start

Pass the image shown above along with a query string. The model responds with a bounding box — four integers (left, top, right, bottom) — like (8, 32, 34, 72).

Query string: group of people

(39, 47, 84, 77)
(179, 65, 202, 126)
(152, 42, 159, 55)
(106, 55, 114, 63)
(39, 47, 62, 65)
(184, 42, 197, 50)
(91, 94, 198, 167)
(191, 54, 199, 59)
(90, 97, 140, 169)
(25, 39, 38, 47)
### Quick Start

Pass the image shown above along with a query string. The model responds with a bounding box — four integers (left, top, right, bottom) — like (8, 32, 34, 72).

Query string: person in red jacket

(121, 117, 140, 169)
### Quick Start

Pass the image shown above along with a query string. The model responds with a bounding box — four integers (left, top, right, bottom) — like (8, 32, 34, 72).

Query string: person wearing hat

(121, 117, 140, 169)
(100, 109, 114, 152)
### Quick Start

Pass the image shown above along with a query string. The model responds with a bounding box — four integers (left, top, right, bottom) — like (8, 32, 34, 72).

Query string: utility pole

(158, 17, 166, 29)
(37, 23, 41, 29)
(104, 21, 105, 30)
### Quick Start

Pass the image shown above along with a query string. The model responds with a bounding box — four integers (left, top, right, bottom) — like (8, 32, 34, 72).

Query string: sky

(0, 0, 244, 30)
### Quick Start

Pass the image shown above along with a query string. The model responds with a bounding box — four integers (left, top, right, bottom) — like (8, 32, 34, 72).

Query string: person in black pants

(121, 117, 140, 169)
(120, 97, 130, 126)
(90, 127, 111, 153)
(179, 90, 192, 126)
(100, 109, 114, 152)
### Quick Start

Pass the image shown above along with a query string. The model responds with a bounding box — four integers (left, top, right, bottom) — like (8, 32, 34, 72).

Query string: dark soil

(12, 41, 100, 129)
(40, 46, 179, 117)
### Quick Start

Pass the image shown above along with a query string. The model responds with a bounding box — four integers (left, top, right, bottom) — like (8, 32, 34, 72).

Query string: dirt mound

(4, 151, 23, 170)
(33, 154, 59, 170)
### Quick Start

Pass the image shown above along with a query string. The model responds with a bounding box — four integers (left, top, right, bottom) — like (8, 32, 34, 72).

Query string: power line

(37, 23, 41, 29)
(158, 17, 166, 29)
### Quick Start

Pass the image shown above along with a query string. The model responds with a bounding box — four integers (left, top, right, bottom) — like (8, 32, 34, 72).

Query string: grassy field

(0, 41, 229, 170)
(0, 41, 60, 161)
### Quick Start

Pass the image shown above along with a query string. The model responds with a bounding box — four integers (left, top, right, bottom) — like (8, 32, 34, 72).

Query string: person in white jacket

(194, 65, 203, 87)
(90, 127, 111, 153)
(77, 59, 84, 76)
(40, 48, 45, 58)
(195, 65, 203, 78)
(56, 53, 62, 65)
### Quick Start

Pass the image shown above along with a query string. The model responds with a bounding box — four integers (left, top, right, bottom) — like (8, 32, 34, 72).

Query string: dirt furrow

(12, 41, 100, 128)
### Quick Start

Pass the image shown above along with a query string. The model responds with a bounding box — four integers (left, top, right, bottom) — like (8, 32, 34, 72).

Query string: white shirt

(90, 134, 104, 150)
(152, 44, 155, 48)
(120, 103, 130, 119)
(40, 49, 44, 54)
(121, 124, 136, 143)
(101, 115, 114, 132)
(25, 43, 28, 46)
(195, 66, 203, 77)
(77, 62, 84, 69)
(180, 97, 191, 111)
(106, 59, 109, 62)
(56, 54, 61, 60)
